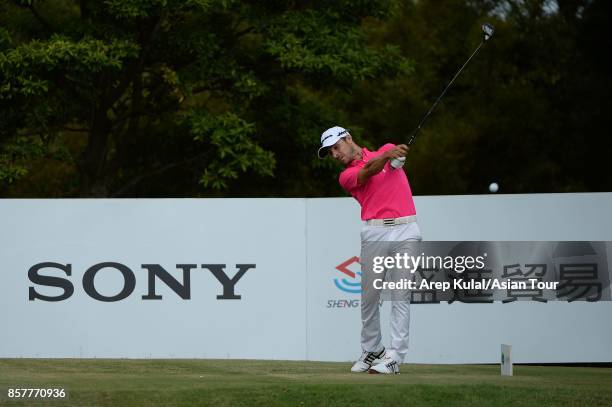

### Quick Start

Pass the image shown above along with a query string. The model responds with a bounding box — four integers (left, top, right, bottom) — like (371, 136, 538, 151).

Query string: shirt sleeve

(378, 143, 396, 153)
(339, 167, 360, 192)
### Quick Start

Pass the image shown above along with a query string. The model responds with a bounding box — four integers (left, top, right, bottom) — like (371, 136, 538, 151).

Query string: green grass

(1, 359, 611, 406)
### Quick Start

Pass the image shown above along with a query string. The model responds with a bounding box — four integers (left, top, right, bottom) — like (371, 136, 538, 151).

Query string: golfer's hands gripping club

(358, 144, 408, 185)
(388, 144, 408, 169)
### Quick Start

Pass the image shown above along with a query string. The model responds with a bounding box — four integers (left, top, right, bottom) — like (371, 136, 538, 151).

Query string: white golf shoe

(368, 355, 400, 374)
(350, 348, 386, 373)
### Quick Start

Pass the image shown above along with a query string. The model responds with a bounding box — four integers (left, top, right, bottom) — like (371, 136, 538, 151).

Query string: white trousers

(360, 221, 422, 363)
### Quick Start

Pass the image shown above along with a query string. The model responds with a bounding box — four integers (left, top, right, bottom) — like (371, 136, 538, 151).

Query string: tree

(0, 0, 411, 197)
(346, 0, 611, 195)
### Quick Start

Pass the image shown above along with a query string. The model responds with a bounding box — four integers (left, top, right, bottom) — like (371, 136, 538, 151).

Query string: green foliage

(0, 35, 140, 86)
(0, 0, 409, 197)
(263, 10, 411, 83)
(2, 0, 608, 197)
(0, 27, 10, 49)
(348, 0, 611, 194)
(0, 135, 44, 183)
(185, 111, 275, 189)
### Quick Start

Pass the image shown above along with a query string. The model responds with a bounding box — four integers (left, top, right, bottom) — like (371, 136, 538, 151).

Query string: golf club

(407, 23, 495, 146)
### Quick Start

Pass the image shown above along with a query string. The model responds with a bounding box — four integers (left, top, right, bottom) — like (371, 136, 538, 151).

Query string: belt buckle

(383, 218, 395, 226)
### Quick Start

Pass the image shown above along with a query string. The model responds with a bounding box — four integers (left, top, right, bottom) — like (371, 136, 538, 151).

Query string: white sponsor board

(306, 193, 612, 364)
(2, 193, 612, 363)
(1, 199, 307, 360)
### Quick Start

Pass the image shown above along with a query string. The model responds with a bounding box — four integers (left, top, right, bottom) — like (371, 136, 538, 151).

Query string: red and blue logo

(333, 256, 362, 294)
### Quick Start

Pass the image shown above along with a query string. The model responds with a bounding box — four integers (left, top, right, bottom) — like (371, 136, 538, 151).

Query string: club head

(482, 23, 495, 41)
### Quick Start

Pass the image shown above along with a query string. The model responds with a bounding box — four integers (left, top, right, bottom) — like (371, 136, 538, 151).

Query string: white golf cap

(317, 126, 349, 158)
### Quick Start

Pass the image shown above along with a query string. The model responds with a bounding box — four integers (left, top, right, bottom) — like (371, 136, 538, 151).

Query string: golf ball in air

(489, 182, 499, 193)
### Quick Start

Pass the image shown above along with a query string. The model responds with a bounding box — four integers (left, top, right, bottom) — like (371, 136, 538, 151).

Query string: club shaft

(408, 39, 485, 145)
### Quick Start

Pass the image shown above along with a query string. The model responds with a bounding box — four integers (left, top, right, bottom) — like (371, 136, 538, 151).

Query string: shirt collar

(348, 147, 370, 167)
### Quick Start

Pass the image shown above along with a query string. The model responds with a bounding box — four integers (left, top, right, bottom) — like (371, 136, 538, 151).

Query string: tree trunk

(79, 109, 111, 197)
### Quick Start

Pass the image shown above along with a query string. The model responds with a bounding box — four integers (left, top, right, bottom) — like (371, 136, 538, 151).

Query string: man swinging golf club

(315, 24, 494, 374)
(318, 126, 422, 374)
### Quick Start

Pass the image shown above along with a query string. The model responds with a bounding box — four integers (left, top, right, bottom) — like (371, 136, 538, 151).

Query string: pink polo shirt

(339, 144, 416, 221)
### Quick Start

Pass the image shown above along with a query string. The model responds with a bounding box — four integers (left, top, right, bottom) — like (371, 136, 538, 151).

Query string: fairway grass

(1, 359, 611, 406)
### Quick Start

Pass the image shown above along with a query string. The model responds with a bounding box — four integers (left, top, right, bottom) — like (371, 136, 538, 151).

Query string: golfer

(318, 126, 422, 374)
